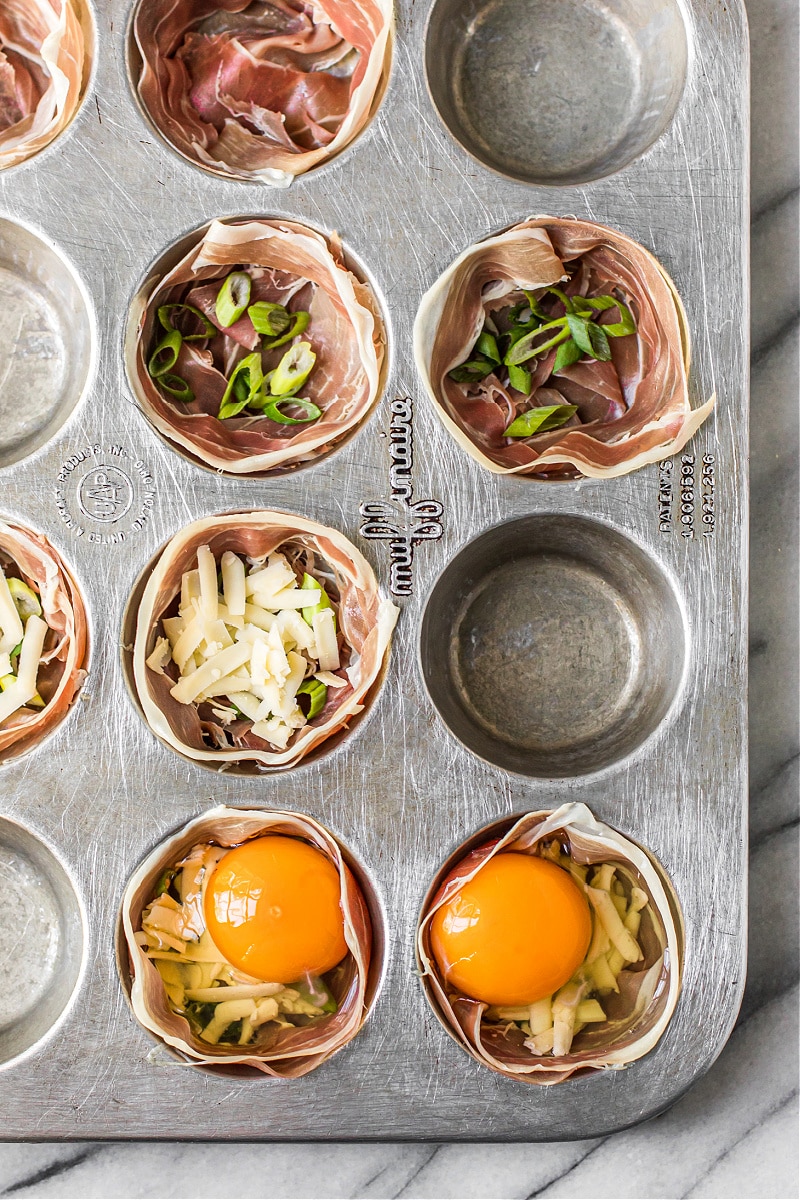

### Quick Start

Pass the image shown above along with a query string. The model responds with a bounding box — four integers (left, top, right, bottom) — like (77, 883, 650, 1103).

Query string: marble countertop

(0, 0, 797, 1195)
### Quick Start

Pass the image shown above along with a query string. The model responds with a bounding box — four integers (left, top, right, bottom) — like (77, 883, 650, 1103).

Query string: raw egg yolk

(430, 852, 592, 1006)
(203, 836, 348, 984)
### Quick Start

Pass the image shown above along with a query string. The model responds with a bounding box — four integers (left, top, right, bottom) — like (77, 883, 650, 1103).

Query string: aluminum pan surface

(0, 0, 748, 1140)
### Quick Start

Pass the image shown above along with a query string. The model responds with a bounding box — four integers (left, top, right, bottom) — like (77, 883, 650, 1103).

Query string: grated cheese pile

(485, 841, 647, 1057)
(137, 842, 334, 1046)
(0, 565, 47, 725)
(146, 545, 346, 751)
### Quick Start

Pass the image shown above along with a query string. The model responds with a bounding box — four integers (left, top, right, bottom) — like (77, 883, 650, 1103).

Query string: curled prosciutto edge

(0, 520, 88, 761)
(416, 803, 683, 1085)
(413, 217, 715, 479)
(0, 0, 88, 169)
(132, 510, 398, 770)
(126, 218, 386, 475)
(122, 806, 375, 1076)
(133, 0, 392, 185)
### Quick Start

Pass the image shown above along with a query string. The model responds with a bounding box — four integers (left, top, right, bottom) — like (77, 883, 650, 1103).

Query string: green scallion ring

(158, 373, 194, 402)
(296, 678, 328, 718)
(215, 271, 252, 328)
(262, 396, 322, 425)
(265, 310, 310, 349)
(148, 329, 183, 378)
(157, 303, 215, 341)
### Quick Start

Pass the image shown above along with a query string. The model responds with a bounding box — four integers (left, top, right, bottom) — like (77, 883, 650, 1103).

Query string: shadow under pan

(420, 514, 688, 777)
(425, 0, 690, 185)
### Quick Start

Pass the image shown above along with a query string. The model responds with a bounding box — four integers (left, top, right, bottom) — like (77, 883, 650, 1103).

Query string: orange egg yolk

(430, 852, 592, 1006)
(203, 835, 348, 984)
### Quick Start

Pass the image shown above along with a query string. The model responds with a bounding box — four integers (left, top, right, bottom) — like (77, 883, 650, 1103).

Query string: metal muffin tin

(0, 0, 748, 1140)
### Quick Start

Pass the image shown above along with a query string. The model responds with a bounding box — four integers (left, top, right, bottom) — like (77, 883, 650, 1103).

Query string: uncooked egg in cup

(416, 803, 683, 1084)
(120, 806, 382, 1076)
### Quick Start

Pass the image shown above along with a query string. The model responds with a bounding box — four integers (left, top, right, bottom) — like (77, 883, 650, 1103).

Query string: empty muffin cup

(0, 817, 85, 1069)
(425, 0, 690, 185)
(419, 514, 687, 777)
(0, 219, 95, 469)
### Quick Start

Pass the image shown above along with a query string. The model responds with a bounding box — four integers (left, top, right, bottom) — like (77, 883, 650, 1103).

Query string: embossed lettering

(359, 397, 443, 596)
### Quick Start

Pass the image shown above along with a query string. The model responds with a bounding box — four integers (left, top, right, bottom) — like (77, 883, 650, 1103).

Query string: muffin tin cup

(0, 0, 748, 1141)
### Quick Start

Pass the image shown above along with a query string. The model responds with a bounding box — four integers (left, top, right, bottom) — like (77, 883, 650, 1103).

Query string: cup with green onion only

(413, 216, 714, 480)
(125, 218, 386, 476)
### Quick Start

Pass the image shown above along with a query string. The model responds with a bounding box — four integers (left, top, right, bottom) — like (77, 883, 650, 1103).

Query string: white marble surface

(0, 0, 797, 1195)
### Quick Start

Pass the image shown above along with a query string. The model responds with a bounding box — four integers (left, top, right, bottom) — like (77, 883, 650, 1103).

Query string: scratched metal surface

(0, 0, 748, 1140)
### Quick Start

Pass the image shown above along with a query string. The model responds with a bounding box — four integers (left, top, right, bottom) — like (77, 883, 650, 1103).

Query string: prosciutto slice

(0, 520, 88, 761)
(414, 217, 715, 479)
(417, 804, 683, 1085)
(126, 219, 386, 475)
(0, 0, 87, 169)
(133, 0, 392, 185)
(132, 510, 398, 769)
(122, 806, 375, 1076)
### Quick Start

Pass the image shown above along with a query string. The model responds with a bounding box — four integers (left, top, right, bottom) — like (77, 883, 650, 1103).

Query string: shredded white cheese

(157, 548, 342, 750)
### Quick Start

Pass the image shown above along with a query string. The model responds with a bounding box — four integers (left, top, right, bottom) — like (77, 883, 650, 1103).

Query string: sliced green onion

(291, 975, 337, 1013)
(248, 301, 291, 337)
(7, 578, 42, 620)
(505, 404, 578, 438)
(572, 295, 636, 337)
(475, 331, 500, 362)
(270, 342, 316, 396)
(507, 363, 532, 394)
(506, 322, 571, 366)
(296, 678, 328, 719)
(0, 673, 16, 693)
(148, 329, 182, 378)
(265, 310, 310, 349)
(448, 358, 495, 383)
(261, 397, 322, 424)
(157, 304, 215, 341)
(598, 299, 635, 338)
(301, 572, 335, 629)
(218, 352, 264, 420)
(215, 271, 252, 328)
(553, 338, 583, 373)
(543, 286, 576, 313)
(158, 373, 194, 402)
(155, 869, 175, 897)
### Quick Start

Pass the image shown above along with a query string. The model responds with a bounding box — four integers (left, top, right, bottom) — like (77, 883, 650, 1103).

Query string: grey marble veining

(0, 0, 797, 1193)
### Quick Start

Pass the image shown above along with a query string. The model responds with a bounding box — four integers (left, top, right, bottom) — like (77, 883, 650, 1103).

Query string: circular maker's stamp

(53, 443, 156, 544)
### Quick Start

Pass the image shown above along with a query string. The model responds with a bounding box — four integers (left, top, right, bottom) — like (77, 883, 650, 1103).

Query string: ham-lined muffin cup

(131, 0, 393, 185)
(0, 519, 88, 761)
(125, 218, 386, 476)
(121, 807, 379, 1076)
(131, 510, 398, 771)
(0, 0, 90, 169)
(417, 803, 683, 1085)
(414, 216, 714, 479)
